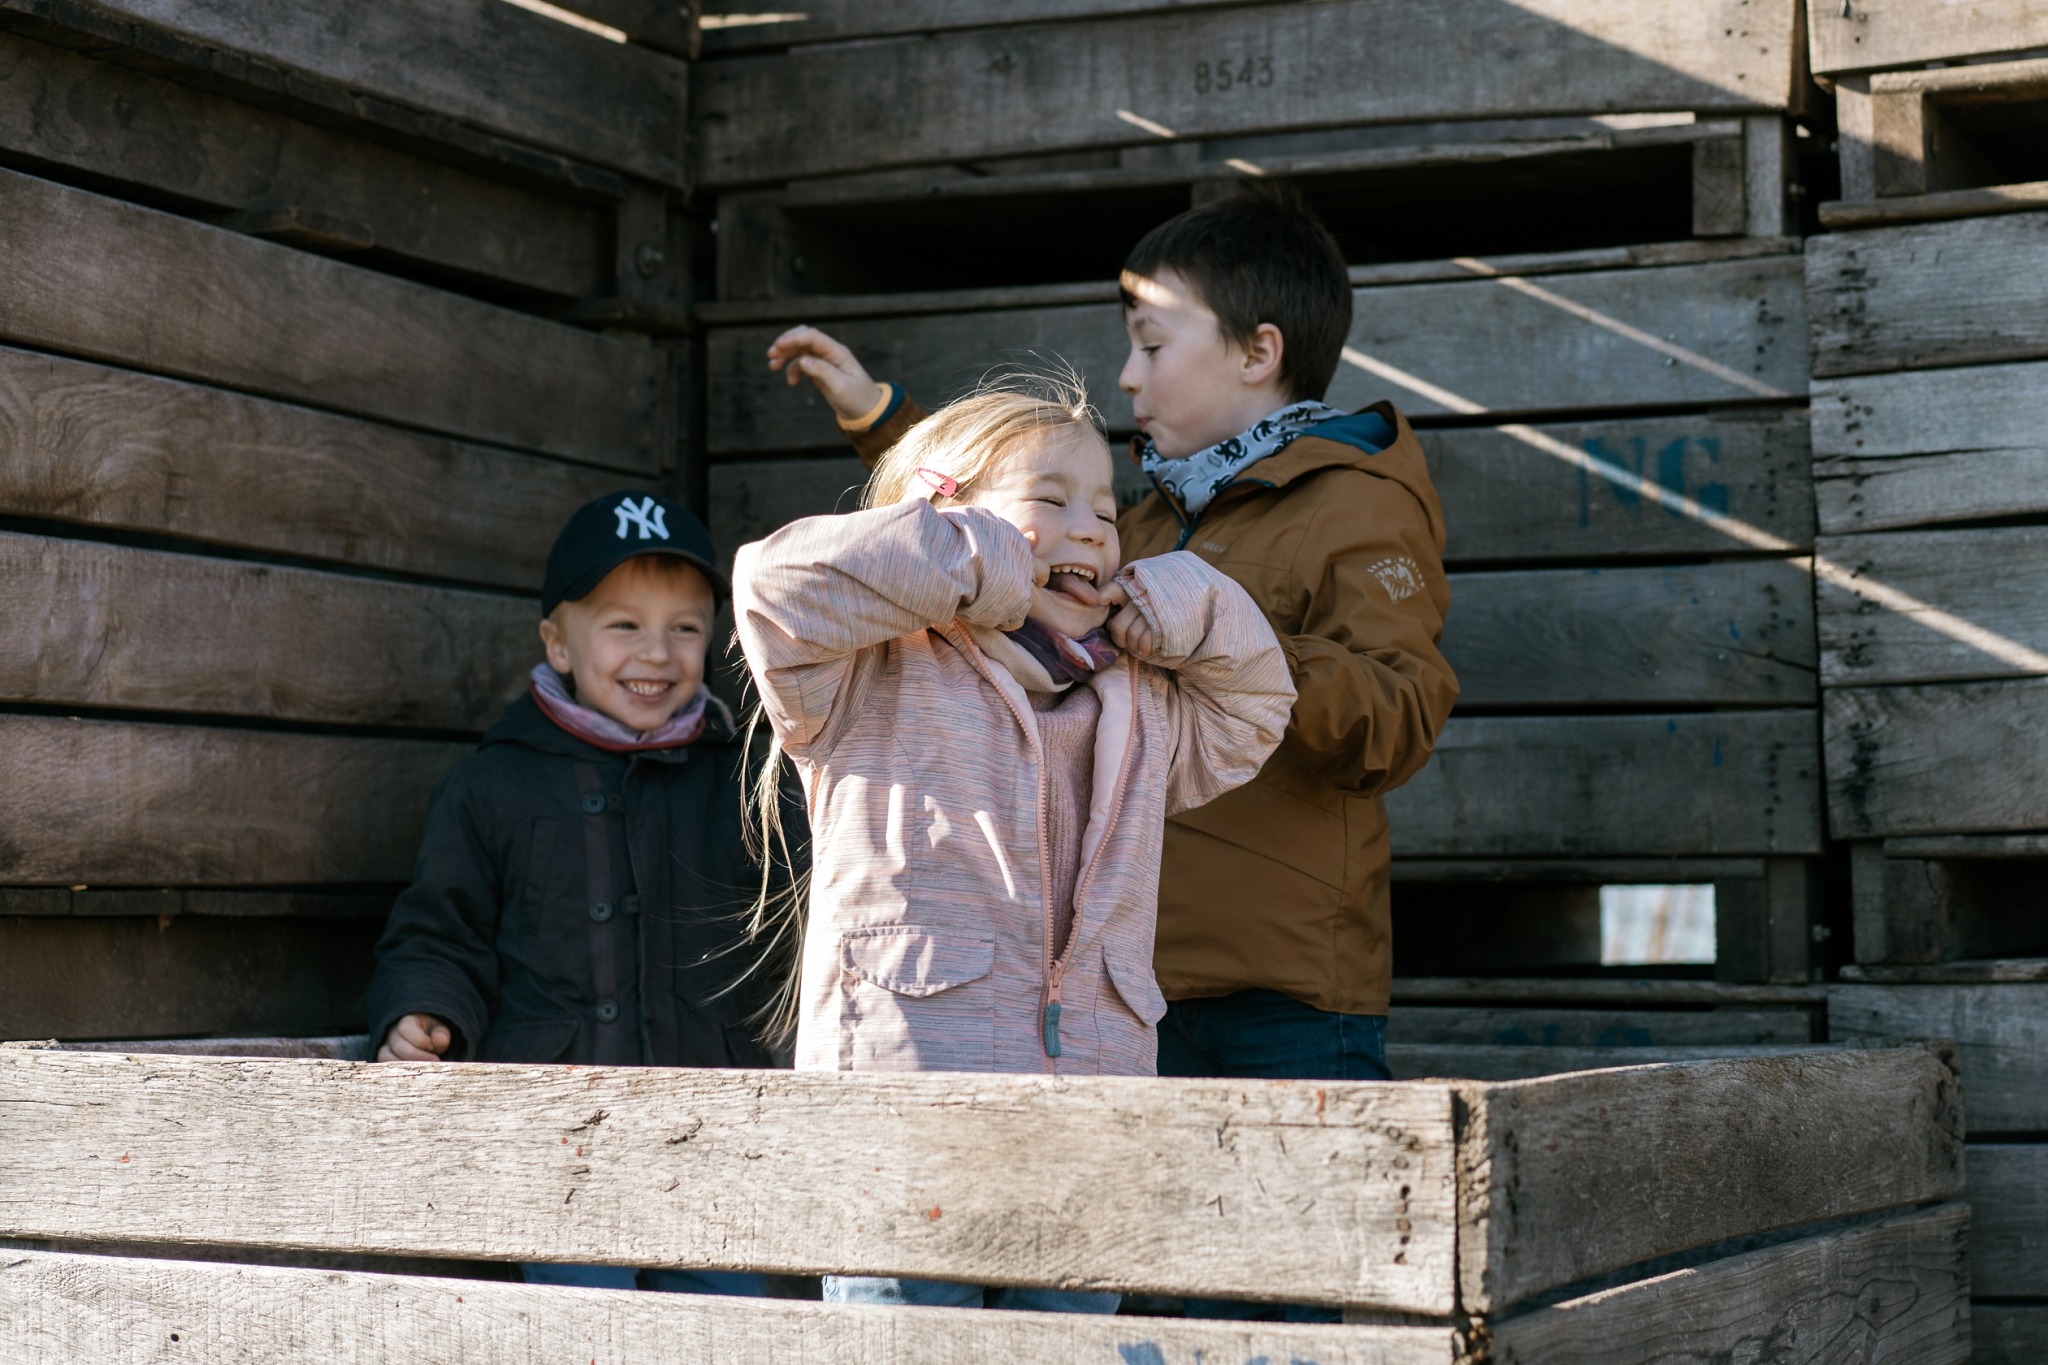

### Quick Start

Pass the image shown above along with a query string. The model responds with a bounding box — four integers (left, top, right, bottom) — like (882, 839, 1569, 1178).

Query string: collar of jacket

(1128, 401, 1402, 509)
(480, 691, 738, 764)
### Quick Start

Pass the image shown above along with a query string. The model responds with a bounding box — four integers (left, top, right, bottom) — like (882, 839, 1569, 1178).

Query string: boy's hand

(766, 326, 884, 423)
(1100, 581, 1156, 661)
(377, 1013, 452, 1062)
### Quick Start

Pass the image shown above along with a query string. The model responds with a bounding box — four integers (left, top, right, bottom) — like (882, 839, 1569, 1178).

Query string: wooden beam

(697, 1, 1227, 54)
(548, 0, 695, 56)
(0, 716, 465, 885)
(1384, 711, 1824, 859)
(1820, 179, 2048, 229)
(1807, 0, 2048, 77)
(1391, 979, 1824, 1007)
(0, 168, 667, 472)
(1969, 1143, 2047, 1298)
(1394, 1006, 1816, 1048)
(1389, 1043, 1840, 1081)
(0, 889, 388, 920)
(0, 533, 534, 730)
(1828, 983, 2048, 1134)
(692, 0, 1802, 186)
(1842, 958, 2048, 984)
(1713, 856, 1821, 985)
(69, 0, 691, 186)
(1818, 527, 2048, 686)
(55, 1035, 370, 1058)
(1824, 680, 2048, 838)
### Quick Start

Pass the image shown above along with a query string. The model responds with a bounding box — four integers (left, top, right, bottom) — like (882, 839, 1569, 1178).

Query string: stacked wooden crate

(1806, 2, 2048, 1358)
(697, 0, 1830, 1057)
(0, 0, 698, 1042)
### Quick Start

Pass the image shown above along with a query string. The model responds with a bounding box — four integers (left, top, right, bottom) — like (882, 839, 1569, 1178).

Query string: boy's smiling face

(1119, 267, 1293, 460)
(539, 556, 715, 731)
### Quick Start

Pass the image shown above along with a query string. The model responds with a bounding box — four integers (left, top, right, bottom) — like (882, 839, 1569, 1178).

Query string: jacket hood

(481, 689, 738, 761)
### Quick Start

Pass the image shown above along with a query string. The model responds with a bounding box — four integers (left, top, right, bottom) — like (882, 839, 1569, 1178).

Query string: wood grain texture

(552, 0, 694, 55)
(1972, 1305, 2048, 1365)
(0, 29, 608, 299)
(1824, 680, 2048, 838)
(0, 716, 464, 885)
(0, 889, 388, 919)
(0, 346, 620, 590)
(1842, 958, 2048, 984)
(697, 0, 1224, 53)
(0, 1248, 1464, 1365)
(1392, 979, 1824, 1007)
(1808, 212, 2048, 379)
(1818, 527, 2048, 686)
(693, 0, 1800, 185)
(1969, 1143, 2047, 1298)
(0, 1051, 1461, 1312)
(1395, 1006, 1816, 1047)
(707, 254, 1808, 453)
(1828, 983, 2048, 1134)
(1820, 179, 2048, 229)
(57, 1035, 371, 1058)
(0, 533, 534, 729)
(1458, 1047, 1965, 1311)
(0, 168, 666, 471)
(1446, 559, 1817, 707)
(1389, 1043, 1842, 1081)
(1385, 711, 1824, 858)
(73, 0, 691, 185)
(0, 916, 377, 1041)
(1808, 0, 2048, 75)
(1488, 1203, 1971, 1365)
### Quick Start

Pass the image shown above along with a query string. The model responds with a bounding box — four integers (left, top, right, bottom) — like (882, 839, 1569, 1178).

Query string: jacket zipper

(1052, 663, 1140, 1054)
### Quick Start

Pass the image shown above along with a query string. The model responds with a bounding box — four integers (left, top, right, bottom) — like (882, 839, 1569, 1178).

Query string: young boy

(768, 185, 1456, 1098)
(367, 489, 790, 1297)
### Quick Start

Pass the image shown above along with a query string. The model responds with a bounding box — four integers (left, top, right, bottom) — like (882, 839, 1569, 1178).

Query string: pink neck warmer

(529, 663, 710, 753)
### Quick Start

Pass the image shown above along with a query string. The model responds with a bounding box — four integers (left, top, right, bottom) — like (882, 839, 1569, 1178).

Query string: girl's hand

(765, 326, 884, 423)
(377, 1012, 452, 1062)
(1100, 581, 1155, 661)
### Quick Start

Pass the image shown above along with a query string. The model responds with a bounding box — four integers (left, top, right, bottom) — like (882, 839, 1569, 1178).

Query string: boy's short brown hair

(1121, 183, 1352, 403)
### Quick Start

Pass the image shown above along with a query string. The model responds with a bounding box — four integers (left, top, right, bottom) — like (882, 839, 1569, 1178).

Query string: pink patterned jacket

(733, 500, 1295, 1076)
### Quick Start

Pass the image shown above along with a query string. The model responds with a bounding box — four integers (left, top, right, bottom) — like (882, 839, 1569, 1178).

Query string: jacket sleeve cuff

(848, 388, 926, 468)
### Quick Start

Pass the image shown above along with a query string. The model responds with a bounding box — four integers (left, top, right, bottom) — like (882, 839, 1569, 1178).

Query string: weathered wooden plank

(1820, 178, 2048, 229)
(0, 717, 465, 885)
(1392, 858, 1770, 883)
(707, 254, 1808, 453)
(697, 0, 1215, 53)
(0, 889, 388, 919)
(0, 28, 609, 299)
(1843, 958, 2048, 984)
(1385, 711, 1824, 858)
(1828, 983, 2048, 1133)
(58, 1035, 370, 1058)
(1808, 0, 2048, 76)
(0, 916, 377, 1040)
(0, 533, 533, 729)
(1824, 680, 2048, 838)
(1808, 212, 2048, 379)
(1813, 362, 2048, 533)
(1973, 1305, 2048, 1365)
(1818, 528, 2048, 686)
(0, 168, 666, 471)
(1446, 559, 1817, 708)
(1488, 1203, 1971, 1365)
(549, 0, 695, 56)
(1395, 1007, 1816, 1048)
(72, 0, 691, 186)
(0, 346, 619, 590)
(1970, 1143, 2048, 1298)
(1392, 979, 1825, 1007)
(0, 1249, 1463, 1365)
(1457, 1047, 1965, 1312)
(1389, 1043, 1838, 1081)
(1848, 844, 2048, 968)
(693, 0, 1801, 186)
(0, 1052, 1462, 1312)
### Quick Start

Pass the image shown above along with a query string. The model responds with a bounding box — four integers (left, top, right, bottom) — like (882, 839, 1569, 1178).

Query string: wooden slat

(1447, 559, 1816, 708)
(0, 346, 619, 590)
(1844, 959, 2048, 984)
(693, 0, 1802, 186)
(72, 0, 691, 186)
(0, 28, 608, 299)
(1808, 212, 2048, 379)
(1818, 528, 2048, 687)
(1392, 858, 1769, 883)
(1974, 1305, 2048, 1365)
(1384, 711, 1823, 858)
(0, 917, 377, 1041)
(58, 1035, 371, 1058)
(707, 254, 1808, 453)
(1824, 680, 2048, 838)
(1812, 361, 2048, 533)
(1808, 0, 2048, 76)
(0, 716, 465, 885)
(1457, 1047, 1964, 1312)
(550, 0, 695, 56)
(1970, 1143, 2048, 1298)
(0, 889, 388, 919)
(1887, 834, 2048, 858)
(0, 533, 533, 729)
(1488, 1204, 1971, 1365)
(1392, 979, 1825, 1007)
(1389, 1043, 1840, 1081)
(1395, 1006, 1815, 1047)
(0, 1051, 1463, 1312)
(1828, 983, 2048, 1134)
(697, 0, 1214, 53)
(0, 1249, 1463, 1365)
(0, 168, 666, 471)
(1820, 179, 2048, 229)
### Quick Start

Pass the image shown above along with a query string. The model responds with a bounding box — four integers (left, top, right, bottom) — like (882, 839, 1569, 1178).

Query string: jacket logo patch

(1200, 540, 1230, 555)
(614, 495, 670, 541)
(1367, 555, 1425, 602)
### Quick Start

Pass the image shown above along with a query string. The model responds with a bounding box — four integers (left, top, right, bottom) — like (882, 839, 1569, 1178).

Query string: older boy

(769, 187, 1455, 1087)
(368, 489, 789, 1296)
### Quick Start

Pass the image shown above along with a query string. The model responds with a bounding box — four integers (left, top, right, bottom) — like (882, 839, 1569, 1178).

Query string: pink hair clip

(914, 467, 960, 499)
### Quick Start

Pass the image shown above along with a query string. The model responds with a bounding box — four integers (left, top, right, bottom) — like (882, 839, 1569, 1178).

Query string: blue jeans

(521, 1263, 768, 1296)
(1158, 989, 1391, 1322)
(825, 1275, 1120, 1314)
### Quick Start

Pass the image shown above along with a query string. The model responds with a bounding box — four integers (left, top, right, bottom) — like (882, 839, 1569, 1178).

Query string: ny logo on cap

(614, 495, 669, 541)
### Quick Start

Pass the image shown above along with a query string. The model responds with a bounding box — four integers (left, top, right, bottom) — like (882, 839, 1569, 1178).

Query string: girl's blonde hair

(739, 367, 1106, 1045)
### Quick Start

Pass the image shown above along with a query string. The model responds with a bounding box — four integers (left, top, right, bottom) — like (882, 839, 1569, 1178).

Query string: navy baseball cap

(541, 489, 727, 615)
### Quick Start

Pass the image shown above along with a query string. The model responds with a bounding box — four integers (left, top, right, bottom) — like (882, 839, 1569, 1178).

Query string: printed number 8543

(1194, 56, 1275, 93)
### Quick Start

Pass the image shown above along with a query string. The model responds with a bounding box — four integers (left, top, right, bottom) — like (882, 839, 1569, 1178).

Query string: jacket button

(589, 900, 613, 922)
(595, 1000, 620, 1024)
(605, 793, 623, 812)
(580, 792, 605, 814)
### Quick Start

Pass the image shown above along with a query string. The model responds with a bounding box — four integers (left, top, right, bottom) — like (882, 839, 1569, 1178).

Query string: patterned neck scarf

(529, 663, 714, 753)
(1005, 619, 1119, 686)
(1139, 401, 1345, 516)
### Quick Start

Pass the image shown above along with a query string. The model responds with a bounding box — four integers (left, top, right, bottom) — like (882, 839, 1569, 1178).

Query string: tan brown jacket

(852, 392, 1457, 1015)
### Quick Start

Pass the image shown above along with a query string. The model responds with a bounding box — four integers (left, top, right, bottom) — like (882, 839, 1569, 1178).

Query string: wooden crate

(0, 1045, 1971, 1362)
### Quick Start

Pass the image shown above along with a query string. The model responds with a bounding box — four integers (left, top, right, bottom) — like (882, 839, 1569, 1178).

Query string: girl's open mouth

(1045, 564, 1102, 605)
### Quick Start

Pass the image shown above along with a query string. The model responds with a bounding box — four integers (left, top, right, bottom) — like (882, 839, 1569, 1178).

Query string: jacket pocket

(839, 926, 997, 1072)
(476, 1016, 578, 1065)
(1102, 948, 1169, 1029)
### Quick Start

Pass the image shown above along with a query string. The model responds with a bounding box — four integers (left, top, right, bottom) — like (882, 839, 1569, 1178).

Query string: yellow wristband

(835, 381, 896, 432)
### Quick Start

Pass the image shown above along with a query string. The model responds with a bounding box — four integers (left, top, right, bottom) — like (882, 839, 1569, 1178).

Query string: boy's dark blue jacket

(367, 690, 791, 1068)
